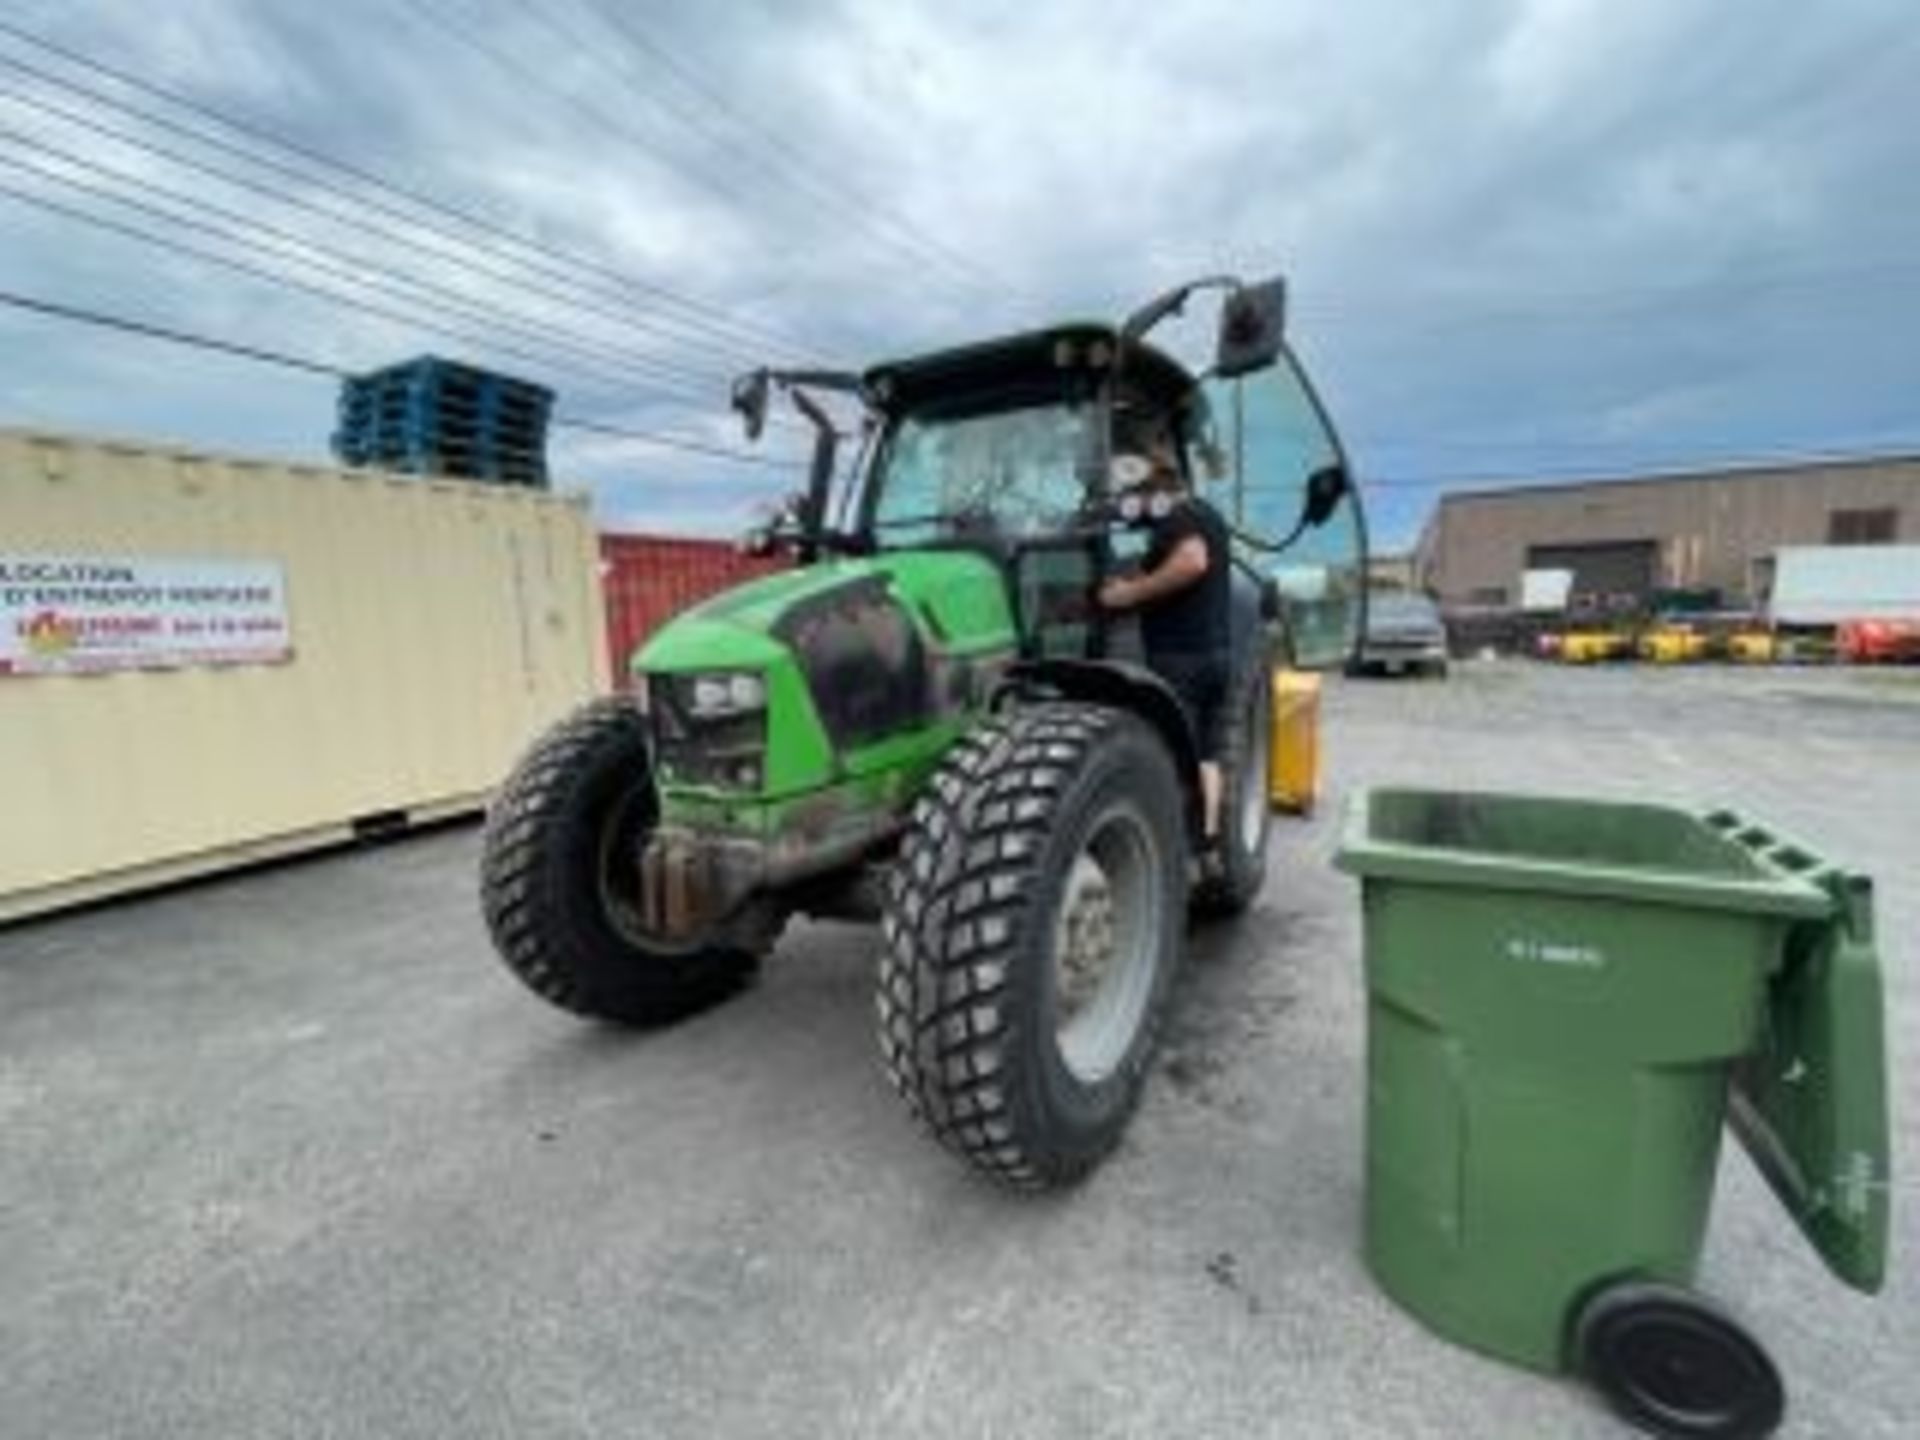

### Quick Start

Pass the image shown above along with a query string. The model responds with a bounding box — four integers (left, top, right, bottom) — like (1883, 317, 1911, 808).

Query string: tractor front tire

(480, 698, 757, 1026)
(878, 703, 1188, 1189)
(1193, 653, 1275, 917)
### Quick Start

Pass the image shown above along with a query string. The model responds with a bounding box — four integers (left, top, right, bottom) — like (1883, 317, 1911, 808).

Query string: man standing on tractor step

(1097, 442, 1232, 850)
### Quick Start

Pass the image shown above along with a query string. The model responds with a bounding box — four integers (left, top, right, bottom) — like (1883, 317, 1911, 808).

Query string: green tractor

(480, 275, 1367, 1188)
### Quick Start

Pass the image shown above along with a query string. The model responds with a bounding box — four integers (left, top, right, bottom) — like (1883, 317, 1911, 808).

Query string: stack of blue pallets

(332, 357, 554, 487)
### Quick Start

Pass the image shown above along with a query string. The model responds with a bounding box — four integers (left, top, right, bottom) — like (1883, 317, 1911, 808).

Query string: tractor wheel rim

(1053, 801, 1164, 1085)
(1239, 687, 1270, 856)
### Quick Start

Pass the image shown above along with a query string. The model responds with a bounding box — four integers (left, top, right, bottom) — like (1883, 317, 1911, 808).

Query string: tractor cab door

(1194, 347, 1367, 669)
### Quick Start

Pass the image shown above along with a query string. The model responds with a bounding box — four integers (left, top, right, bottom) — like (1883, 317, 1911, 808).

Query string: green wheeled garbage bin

(1336, 790, 1889, 1439)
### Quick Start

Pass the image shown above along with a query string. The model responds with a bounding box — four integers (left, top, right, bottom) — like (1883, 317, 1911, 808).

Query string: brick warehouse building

(1413, 453, 1920, 611)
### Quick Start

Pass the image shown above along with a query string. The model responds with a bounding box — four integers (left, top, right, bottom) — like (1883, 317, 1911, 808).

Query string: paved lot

(3, 663, 1914, 1438)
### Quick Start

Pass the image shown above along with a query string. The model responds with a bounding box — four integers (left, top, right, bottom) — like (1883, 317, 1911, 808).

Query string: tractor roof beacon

(480, 274, 1369, 1188)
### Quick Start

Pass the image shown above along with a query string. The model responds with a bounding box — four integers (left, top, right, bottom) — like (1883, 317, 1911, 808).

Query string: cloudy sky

(2, 0, 1916, 545)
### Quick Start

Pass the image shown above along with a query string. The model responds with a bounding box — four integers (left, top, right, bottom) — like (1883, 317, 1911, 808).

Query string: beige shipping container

(0, 428, 609, 922)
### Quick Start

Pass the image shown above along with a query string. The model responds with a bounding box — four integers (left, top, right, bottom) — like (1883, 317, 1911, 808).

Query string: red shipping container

(599, 532, 786, 683)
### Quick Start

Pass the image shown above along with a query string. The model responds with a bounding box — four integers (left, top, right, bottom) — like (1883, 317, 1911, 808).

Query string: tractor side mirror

(731, 369, 772, 442)
(1214, 277, 1287, 378)
(1302, 463, 1349, 527)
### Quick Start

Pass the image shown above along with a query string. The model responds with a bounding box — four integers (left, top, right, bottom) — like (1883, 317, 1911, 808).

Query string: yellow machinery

(1560, 629, 1633, 664)
(1269, 669, 1321, 815)
(1725, 631, 1776, 663)
(1638, 623, 1710, 664)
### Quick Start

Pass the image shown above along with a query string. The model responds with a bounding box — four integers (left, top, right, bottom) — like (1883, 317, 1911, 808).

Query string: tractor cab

(733, 275, 1368, 673)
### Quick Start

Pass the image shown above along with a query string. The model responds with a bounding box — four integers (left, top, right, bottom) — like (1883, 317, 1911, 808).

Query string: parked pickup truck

(1351, 592, 1449, 678)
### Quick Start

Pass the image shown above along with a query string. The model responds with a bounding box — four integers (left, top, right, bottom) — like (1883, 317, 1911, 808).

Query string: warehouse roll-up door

(1525, 540, 1658, 603)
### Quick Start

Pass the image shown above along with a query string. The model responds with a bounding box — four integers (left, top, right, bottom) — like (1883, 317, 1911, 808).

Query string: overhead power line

(400, 0, 765, 226)
(0, 130, 731, 396)
(553, 414, 802, 468)
(0, 73, 771, 375)
(0, 54, 764, 374)
(17, 279, 1909, 498)
(0, 48, 775, 371)
(0, 172, 708, 405)
(14, 278, 1911, 495)
(403, 0, 1006, 305)
(567, 0, 1012, 298)
(0, 287, 341, 377)
(0, 16, 822, 363)
(1361, 439, 1920, 489)
(1294, 258, 1920, 334)
(0, 286, 806, 471)
(0, 86, 813, 432)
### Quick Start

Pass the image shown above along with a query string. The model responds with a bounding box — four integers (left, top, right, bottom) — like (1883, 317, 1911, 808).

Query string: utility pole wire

(569, 0, 1014, 298)
(0, 286, 808, 471)
(0, 54, 771, 371)
(0, 124, 731, 393)
(10, 289, 1910, 495)
(0, 16, 822, 361)
(401, 0, 767, 238)
(1360, 441, 1920, 490)
(0, 73, 773, 373)
(405, 0, 1000, 306)
(0, 287, 343, 376)
(0, 178, 703, 405)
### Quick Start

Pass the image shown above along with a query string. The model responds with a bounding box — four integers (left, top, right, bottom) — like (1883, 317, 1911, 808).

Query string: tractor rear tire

(878, 703, 1188, 1189)
(480, 698, 757, 1026)
(1193, 652, 1274, 917)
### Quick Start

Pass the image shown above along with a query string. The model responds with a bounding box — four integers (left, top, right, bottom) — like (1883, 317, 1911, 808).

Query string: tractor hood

(631, 550, 1018, 802)
(634, 552, 1017, 676)
(634, 562, 863, 674)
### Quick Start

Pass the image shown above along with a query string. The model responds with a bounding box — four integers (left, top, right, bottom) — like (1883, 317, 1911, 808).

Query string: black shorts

(1152, 652, 1229, 761)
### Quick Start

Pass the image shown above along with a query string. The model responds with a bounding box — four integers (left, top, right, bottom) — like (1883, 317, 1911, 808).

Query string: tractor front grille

(649, 679, 768, 792)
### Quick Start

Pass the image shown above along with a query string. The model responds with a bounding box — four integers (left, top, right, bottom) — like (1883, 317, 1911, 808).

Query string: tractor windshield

(866, 399, 1097, 546)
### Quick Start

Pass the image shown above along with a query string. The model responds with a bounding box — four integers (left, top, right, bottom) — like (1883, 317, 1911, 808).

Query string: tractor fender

(1001, 658, 1204, 834)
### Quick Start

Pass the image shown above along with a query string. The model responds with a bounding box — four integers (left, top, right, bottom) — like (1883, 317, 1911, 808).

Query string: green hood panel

(634, 548, 1018, 812)
(634, 550, 1016, 673)
(633, 616, 789, 672)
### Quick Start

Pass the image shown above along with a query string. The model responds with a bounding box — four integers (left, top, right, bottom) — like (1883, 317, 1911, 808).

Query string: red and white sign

(0, 554, 291, 676)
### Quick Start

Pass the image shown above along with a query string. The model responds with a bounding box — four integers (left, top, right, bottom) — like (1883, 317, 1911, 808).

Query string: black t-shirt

(1139, 498, 1230, 663)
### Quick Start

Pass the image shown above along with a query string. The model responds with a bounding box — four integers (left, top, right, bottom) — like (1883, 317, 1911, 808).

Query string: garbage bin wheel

(1574, 1281, 1784, 1439)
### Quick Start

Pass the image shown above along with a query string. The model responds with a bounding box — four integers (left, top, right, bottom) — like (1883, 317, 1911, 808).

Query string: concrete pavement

(3, 663, 1914, 1438)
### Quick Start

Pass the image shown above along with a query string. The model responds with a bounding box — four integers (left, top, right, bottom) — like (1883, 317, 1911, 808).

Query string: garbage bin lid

(1335, 789, 1832, 917)
(1730, 865, 1891, 1294)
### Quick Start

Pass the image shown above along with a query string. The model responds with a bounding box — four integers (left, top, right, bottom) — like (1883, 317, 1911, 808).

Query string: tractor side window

(870, 401, 1095, 545)
(1233, 351, 1366, 668)
(1182, 379, 1235, 514)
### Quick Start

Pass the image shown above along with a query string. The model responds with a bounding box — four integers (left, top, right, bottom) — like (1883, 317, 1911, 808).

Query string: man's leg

(1197, 660, 1229, 843)
(1200, 760, 1223, 839)
(1154, 654, 1227, 844)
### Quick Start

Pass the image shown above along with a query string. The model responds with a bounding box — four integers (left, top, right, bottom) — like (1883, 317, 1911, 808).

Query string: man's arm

(1099, 535, 1209, 611)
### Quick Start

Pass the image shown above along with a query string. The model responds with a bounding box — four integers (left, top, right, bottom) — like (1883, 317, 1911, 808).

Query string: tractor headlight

(685, 670, 766, 717)
(647, 670, 769, 793)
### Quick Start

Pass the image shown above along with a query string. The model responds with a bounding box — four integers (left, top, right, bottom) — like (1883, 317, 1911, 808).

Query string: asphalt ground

(3, 662, 1914, 1438)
